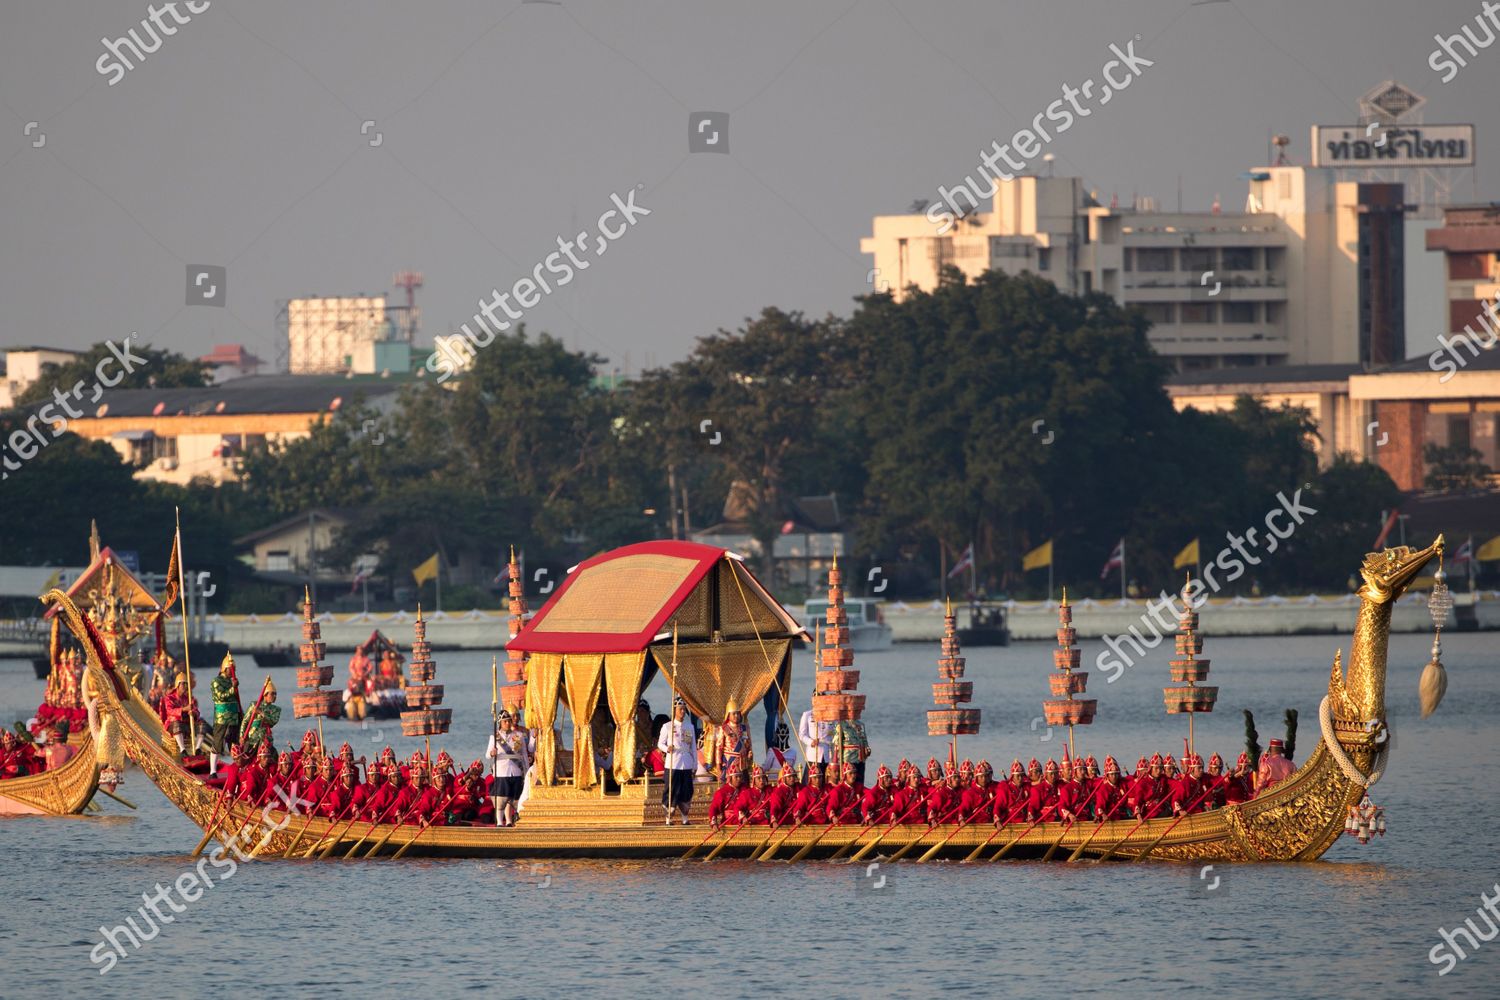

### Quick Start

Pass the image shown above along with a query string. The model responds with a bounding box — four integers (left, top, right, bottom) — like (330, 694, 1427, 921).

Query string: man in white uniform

(798, 708, 832, 778)
(486, 710, 531, 827)
(657, 696, 698, 825)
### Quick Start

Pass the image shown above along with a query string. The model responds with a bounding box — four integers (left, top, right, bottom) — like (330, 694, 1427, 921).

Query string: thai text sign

(1311, 124, 1474, 167)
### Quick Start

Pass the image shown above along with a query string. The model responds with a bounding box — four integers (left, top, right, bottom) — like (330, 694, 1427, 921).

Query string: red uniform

(708, 783, 740, 827)
(959, 781, 996, 822)
(1225, 773, 1252, 804)
(1093, 777, 1128, 821)
(889, 784, 924, 824)
(824, 782, 860, 824)
(860, 783, 894, 824)
(925, 782, 960, 823)
(391, 783, 421, 822)
(1025, 779, 1058, 821)
(319, 783, 355, 819)
(362, 782, 397, 822)
(1129, 773, 1169, 819)
(991, 781, 1025, 824)
(734, 785, 770, 824)
(766, 783, 797, 825)
(1171, 773, 1206, 815)
(236, 762, 268, 802)
(792, 783, 828, 823)
(413, 785, 448, 826)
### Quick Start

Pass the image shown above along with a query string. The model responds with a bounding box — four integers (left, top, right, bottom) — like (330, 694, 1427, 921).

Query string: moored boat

(802, 596, 893, 651)
(50, 536, 1443, 862)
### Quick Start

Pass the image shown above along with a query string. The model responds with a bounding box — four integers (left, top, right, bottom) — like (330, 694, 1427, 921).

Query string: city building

(1165, 363, 1364, 469)
(862, 170, 1408, 371)
(1349, 351, 1500, 491)
(0, 346, 82, 409)
(199, 343, 265, 383)
(1426, 203, 1500, 353)
(34, 374, 404, 485)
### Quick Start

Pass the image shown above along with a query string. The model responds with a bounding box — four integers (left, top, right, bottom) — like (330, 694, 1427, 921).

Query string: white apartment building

(861, 169, 1407, 371)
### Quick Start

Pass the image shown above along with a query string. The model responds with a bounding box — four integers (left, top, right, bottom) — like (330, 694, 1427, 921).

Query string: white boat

(801, 596, 893, 651)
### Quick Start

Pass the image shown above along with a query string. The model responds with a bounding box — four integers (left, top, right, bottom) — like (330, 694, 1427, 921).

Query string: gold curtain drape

(562, 653, 605, 790)
(649, 638, 791, 726)
(524, 652, 565, 786)
(603, 651, 648, 785)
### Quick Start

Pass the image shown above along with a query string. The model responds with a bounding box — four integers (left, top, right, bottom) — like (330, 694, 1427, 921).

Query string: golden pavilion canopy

(507, 541, 804, 788)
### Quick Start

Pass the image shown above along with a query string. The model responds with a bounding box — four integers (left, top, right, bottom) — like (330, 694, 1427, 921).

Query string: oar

(885, 801, 966, 863)
(987, 809, 1052, 862)
(307, 792, 364, 859)
(826, 808, 893, 863)
(1039, 819, 1077, 861)
(682, 810, 737, 861)
(961, 799, 1029, 863)
(342, 791, 405, 859)
(191, 679, 272, 858)
(315, 768, 374, 859)
(278, 780, 337, 858)
(1131, 783, 1220, 863)
(221, 781, 282, 856)
(752, 813, 810, 862)
(846, 796, 931, 865)
(785, 797, 862, 864)
(98, 787, 137, 809)
(918, 793, 1001, 863)
(702, 799, 773, 862)
(1066, 788, 1132, 862)
(389, 789, 461, 860)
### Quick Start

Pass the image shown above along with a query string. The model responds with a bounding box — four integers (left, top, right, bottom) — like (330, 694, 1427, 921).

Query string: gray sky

(1, 0, 1496, 372)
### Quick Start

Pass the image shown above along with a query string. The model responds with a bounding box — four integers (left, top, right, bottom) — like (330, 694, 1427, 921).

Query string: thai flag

(947, 542, 975, 578)
(1099, 538, 1124, 580)
(1452, 536, 1474, 565)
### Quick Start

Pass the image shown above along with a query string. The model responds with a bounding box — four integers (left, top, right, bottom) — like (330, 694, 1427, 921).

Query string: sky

(1, 0, 1496, 374)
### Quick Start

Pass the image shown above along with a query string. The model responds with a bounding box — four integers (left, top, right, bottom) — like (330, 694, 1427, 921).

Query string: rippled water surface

(2, 628, 1497, 998)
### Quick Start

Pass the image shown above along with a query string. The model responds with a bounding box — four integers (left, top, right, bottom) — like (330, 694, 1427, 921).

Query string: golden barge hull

(0, 732, 99, 817)
(122, 695, 1367, 862)
(51, 535, 1440, 863)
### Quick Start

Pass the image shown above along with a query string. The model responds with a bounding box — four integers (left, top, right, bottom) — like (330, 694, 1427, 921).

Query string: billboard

(287, 296, 389, 374)
(1311, 124, 1475, 168)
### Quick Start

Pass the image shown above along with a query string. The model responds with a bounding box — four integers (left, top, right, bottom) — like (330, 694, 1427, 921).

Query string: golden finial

(89, 520, 101, 562)
(509, 544, 516, 565)
(1061, 586, 1069, 607)
(416, 602, 424, 621)
(304, 584, 312, 606)
(832, 552, 838, 570)
(945, 595, 953, 617)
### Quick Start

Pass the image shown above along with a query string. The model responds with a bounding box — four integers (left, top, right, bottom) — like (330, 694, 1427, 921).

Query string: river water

(1, 628, 1496, 998)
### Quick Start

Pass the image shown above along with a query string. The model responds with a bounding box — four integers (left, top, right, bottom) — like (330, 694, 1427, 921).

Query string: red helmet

(1104, 755, 1120, 773)
(1010, 760, 1026, 777)
(877, 764, 893, 781)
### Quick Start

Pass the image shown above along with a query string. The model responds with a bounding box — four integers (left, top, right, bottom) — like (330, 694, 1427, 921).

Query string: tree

(13, 341, 209, 409)
(844, 267, 1181, 594)
(631, 308, 843, 577)
(1423, 443, 1493, 492)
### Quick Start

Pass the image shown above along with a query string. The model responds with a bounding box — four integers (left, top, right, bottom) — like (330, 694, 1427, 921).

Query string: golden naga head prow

(1329, 534, 1444, 730)
(1356, 534, 1444, 605)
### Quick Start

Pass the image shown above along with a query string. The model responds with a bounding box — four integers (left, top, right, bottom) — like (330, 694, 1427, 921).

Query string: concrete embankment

(146, 592, 1498, 661)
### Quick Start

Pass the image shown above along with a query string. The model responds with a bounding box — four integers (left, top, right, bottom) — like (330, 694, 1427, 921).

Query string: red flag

(160, 530, 181, 613)
(947, 543, 975, 579)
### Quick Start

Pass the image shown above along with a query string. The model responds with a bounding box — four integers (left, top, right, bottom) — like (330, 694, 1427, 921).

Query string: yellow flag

(412, 553, 441, 586)
(1477, 535, 1500, 561)
(1022, 540, 1053, 571)
(1173, 538, 1200, 570)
